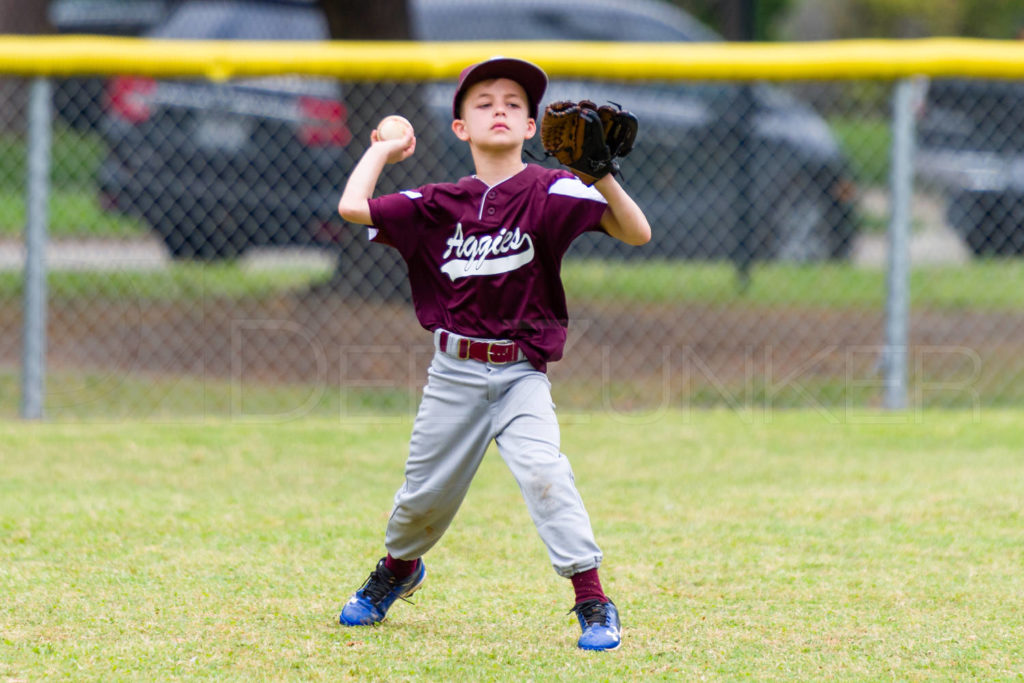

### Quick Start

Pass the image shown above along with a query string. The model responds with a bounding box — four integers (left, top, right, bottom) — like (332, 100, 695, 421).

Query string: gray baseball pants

(384, 329, 603, 578)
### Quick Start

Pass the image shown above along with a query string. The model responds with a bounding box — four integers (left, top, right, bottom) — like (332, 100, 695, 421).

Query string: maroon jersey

(367, 164, 608, 371)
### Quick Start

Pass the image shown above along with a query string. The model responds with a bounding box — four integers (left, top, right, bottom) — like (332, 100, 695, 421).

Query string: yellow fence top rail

(2, 36, 1024, 80)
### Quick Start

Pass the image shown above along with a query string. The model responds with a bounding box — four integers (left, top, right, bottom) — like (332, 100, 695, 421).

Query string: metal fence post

(883, 77, 923, 411)
(21, 77, 52, 420)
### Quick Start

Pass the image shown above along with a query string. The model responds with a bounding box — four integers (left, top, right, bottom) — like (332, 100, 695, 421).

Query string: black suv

(916, 77, 1024, 256)
(97, 0, 859, 262)
(49, 0, 170, 131)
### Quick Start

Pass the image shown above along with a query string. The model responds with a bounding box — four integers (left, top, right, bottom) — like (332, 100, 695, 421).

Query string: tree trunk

(0, 0, 53, 133)
(319, 0, 412, 40)
(0, 0, 52, 32)
(316, 0, 422, 301)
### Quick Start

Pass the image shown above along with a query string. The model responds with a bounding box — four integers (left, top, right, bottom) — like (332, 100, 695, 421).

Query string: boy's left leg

(492, 366, 621, 651)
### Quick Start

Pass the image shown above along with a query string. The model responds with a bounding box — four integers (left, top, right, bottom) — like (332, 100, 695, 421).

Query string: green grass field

(1, 119, 1022, 678)
(2, 410, 1021, 680)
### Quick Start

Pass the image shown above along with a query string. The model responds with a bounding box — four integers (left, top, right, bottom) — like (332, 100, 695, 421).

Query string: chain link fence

(3, 3, 1024, 420)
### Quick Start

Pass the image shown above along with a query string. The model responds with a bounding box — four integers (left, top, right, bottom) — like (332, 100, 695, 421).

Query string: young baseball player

(335, 57, 650, 651)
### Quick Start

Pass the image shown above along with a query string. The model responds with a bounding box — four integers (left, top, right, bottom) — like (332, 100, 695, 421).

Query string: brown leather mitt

(540, 100, 637, 185)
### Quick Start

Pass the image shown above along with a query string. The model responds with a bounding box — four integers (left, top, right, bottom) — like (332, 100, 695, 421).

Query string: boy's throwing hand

(371, 117, 416, 165)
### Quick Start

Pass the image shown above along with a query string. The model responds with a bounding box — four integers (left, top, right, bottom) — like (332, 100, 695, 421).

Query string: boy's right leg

(340, 350, 493, 626)
(339, 557, 427, 626)
(385, 351, 495, 559)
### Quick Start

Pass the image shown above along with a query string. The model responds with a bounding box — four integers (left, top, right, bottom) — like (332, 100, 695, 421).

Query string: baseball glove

(540, 100, 638, 185)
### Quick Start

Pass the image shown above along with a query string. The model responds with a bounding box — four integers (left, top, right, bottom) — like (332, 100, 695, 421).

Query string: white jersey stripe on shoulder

(367, 227, 380, 241)
(548, 177, 607, 203)
(401, 190, 423, 199)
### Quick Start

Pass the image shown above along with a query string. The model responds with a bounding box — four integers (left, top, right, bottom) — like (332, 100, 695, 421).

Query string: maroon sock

(571, 568, 608, 604)
(384, 554, 419, 579)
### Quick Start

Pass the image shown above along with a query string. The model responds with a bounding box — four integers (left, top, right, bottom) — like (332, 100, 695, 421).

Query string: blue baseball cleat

(339, 557, 426, 626)
(571, 599, 622, 651)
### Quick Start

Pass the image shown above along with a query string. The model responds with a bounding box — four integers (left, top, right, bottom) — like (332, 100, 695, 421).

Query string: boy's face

(453, 78, 536, 151)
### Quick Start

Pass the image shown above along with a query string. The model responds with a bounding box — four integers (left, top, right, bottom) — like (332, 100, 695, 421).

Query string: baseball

(376, 114, 414, 141)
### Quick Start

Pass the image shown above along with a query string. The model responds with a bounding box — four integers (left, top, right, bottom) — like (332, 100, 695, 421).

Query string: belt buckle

(488, 341, 516, 364)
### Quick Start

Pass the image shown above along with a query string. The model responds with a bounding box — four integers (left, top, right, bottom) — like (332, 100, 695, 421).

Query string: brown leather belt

(438, 330, 525, 365)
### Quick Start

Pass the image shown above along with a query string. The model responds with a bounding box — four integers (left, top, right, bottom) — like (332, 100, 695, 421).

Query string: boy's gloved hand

(540, 100, 637, 185)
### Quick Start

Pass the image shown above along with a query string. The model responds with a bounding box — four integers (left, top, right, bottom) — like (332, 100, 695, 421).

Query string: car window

(151, 0, 328, 40)
(416, 0, 732, 122)
(49, 0, 168, 34)
(414, 0, 716, 42)
(921, 78, 1024, 153)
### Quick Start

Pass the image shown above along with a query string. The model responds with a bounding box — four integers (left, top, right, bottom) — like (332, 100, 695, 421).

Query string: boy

(336, 57, 650, 651)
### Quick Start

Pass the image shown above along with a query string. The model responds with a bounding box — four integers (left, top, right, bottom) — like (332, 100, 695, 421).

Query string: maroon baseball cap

(452, 57, 548, 120)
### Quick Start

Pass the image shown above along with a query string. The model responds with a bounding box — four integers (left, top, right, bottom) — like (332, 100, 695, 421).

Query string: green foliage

(3, 260, 1024, 310)
(0, 189, 148, 238)
(960, 0, 1024, 38)
(562, 260, 1024, 311)
(829, 114, 891, 186)
(670, 0, 1024, 40)
(844, 0, 964, 37)
(0, 125, 141, 238)
(836, 0, 1024, 38)
(0, 125, 105, 191)
(671, 0, 795, 40)
(0, 264, 333, 302)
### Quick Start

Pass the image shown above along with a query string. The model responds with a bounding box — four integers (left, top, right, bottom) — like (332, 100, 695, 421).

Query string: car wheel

(154, 215, 244, 261)
(963, 222, 996, 256)
(948, 190, 1024, 257)
(769, 182, 832, 262)
(962, 221, 1023, 257)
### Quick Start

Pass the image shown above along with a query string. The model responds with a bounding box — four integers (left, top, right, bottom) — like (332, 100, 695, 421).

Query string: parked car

(414, 0, 859, 263)
(916, 77, 1024, 256)
(97, 0, 860, 262)
(49, 0, 169, 35)
(98, 0, 350, 258)
(49, 0, 171, 131)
